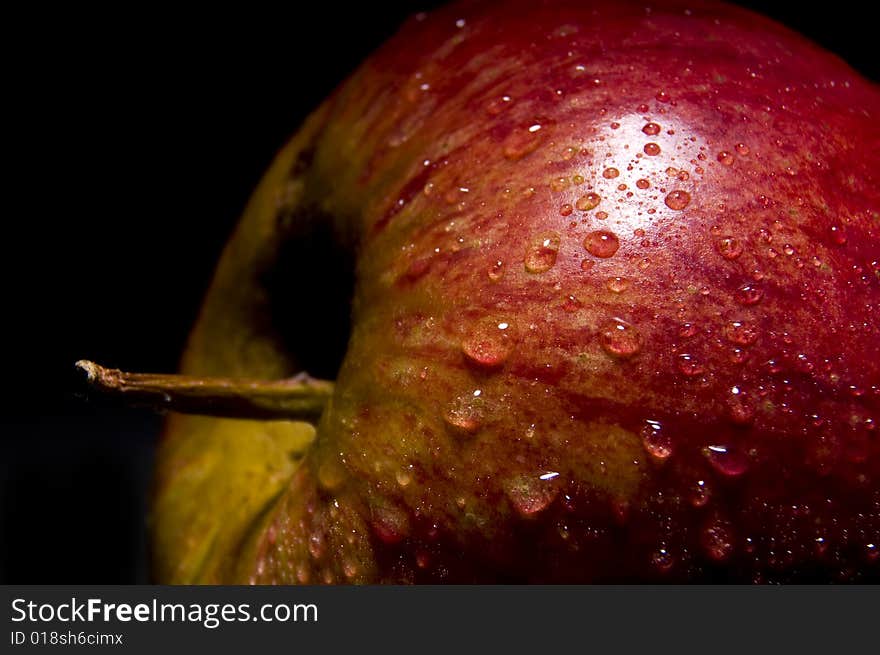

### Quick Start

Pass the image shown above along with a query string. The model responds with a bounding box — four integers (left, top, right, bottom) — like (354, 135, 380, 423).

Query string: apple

(140, 0, 879, 582)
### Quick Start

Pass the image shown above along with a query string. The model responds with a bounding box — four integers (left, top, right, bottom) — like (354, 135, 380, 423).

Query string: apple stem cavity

(75, 359, 334, 421)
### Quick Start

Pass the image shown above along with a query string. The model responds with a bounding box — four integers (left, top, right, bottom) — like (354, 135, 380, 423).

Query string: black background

(2, 2, 877, 583)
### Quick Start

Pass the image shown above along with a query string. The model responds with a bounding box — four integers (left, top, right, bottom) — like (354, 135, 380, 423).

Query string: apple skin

(152, 0, 880, 583)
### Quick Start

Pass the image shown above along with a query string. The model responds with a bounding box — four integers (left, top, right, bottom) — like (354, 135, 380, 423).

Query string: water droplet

(829, 224, 847, 245)
(642, 122, 661, 136)
(677, 353, 704, 377)
(729, 348, 748, 364)
(643, 142, 661, 156)
(602, 167, 620, 179)
(549, 176, 570, 192)
(308, 531, 326, 559)
(317, 453, 347, 491)
(461, 322, 512, 368)
(651, 547, 675, 572)
(504, 123, 545, 160)
(735, 143, 750, 155)
(371, 505, 410, 545)
(607, 276, 630, 293)
(688, 479, 711, 507)
(561, 294, 582, 312)
(343, 559, 359, 579)
(717, 151, 734, 166)
(600, 318, 642, 358)
(396, 468, 413, 487)
(656, 90, 671, 103)
(580, 259, 595, 271)
(576, 192, 601, 211)
(701, 517, 735, 561)
(664, 190, 691, 210)
(716, 236, 743, 260)
(724, 321, 759, 346)
(584, 230, 620, 258)
(704, 444, 749, 477)
(636, 178, 651, 189)
(559, 203, 573, 216)
(595, 211, 608, 220)
(524, 232, 561, 273)
(641, 419, 672, 460)
(487, 260, 504, 282)
(679, 322, 698, 338)
(866, 543, 879, 563)
(504, 473, 560, 517)
(486, 94, 513, 115)
(734, 283, 763, 306)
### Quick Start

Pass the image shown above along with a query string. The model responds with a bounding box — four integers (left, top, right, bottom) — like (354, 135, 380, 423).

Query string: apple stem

(75, 360, 334, 421)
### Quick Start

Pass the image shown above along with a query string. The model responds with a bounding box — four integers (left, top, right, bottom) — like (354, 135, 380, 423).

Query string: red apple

(150, 0, 880, 583)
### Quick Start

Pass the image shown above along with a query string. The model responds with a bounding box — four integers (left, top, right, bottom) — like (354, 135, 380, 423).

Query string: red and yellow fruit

(152, 0, 880, 583)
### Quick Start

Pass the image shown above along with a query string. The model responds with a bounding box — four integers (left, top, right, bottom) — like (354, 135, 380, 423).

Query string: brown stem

(75, 360, 334, 421)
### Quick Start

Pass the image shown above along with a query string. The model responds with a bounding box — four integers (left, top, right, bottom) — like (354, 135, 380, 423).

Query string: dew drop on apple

(679, 322, 698, 338)
(317, 452, 348, 491)
(701, 517, 735, 561)
(642, 122, 661, 136)
(704, 444, 749, 477)
(644, 142, 661, 156)
(602, 167, 620, 179)
(396, 467, 413, 487)
(829, 224, 847, 245)
(651, 547, 675, 573)
(677, 353, 704, 377)
(636, 178, 650, 189)
(716, 236, 743, 260)
(734, 283, 763, 306)
(486, 94, 513, 115)
(717, 151, 734, 166)
(584, 230, 620, 258)
(487, 260, 504, 282)
(607, 276, 630, 293)
(600, 318, 642, 358)
(443, 392, 484, 434)
(371, 505, 410, 545)
(462, 323, 512, 368)
(524, 231, 561, 273)
(664, 190, 691, 210)
(688, 479, 711, 507)
(308, 531, 326, 559)
(735, 143, 750, 155)
(562, 294, 582, 312)
(503, 123, 545, 160)
(342, 558, 359, 579)
(504, 473, 560, 517)
(576, 192, 601, 211)
(641, 419, 673, 460)
(724, 320, 759, 345)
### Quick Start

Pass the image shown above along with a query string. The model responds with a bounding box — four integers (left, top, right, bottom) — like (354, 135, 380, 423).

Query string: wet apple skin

(156, 0, 880, 582)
